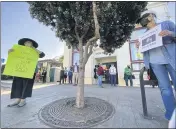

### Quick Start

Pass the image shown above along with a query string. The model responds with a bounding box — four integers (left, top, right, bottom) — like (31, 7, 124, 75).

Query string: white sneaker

(168, 109, 176, 128)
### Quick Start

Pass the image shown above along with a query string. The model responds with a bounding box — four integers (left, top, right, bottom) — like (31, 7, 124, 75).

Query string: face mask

(140, 18, 150, 27)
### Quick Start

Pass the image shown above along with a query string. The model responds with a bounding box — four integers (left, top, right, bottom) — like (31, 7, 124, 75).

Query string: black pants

(43, 76, 46, 83)
(64, 75, 67, 83)
(11, 73, 36, 99)
(60, 76, 64, 84)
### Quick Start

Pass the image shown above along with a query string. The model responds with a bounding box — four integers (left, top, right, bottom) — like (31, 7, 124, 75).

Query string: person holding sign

(136, 10, 176, 121)
(7, 38, 45, 107)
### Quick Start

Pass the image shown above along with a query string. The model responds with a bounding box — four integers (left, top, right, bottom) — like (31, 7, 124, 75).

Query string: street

(1, 84, 168, 128)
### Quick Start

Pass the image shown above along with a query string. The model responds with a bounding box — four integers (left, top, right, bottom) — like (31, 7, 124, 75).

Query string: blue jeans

(125, 75, 133, 86)
(68, 75, 72, 84)
(150, 63, 176, 120)
(110, 75, 116, 86)
(98, 75, 103, 87)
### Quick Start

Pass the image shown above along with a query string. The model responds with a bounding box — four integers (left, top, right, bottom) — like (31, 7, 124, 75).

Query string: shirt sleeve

(166, 20, 176, 37)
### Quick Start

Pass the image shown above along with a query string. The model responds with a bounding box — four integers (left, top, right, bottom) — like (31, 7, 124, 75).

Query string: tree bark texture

(76, 40, 85, 108)
(75, 1, 100, 108)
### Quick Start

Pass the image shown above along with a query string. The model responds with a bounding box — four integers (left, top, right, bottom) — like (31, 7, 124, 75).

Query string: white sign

(139, 24, 162, 52)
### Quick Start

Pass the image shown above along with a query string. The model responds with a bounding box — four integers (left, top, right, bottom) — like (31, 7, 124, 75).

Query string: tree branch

(92, 1, 100, 39)
(84, 2, 100, 52)
(88, 45, 93, 58)
(75, 25, 80, 40)
(83, 45, 94, 65)
(81, 25, 90, 39)
(85, 37, 97, 49)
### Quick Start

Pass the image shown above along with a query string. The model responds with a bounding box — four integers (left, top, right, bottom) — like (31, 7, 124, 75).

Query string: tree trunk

(76, 40, 85, 108)
(75, 1, 100, 109)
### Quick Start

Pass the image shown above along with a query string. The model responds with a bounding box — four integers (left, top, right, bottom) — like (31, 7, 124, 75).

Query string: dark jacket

(42, 71, 47, 77)
(60, 70, 65, 77)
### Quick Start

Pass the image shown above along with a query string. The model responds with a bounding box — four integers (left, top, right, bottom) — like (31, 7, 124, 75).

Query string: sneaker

(7, 100, 20, 107)
(18, 100, 26, 107)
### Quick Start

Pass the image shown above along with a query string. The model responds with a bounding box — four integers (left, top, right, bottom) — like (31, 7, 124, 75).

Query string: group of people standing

(94, 63, 118, 88)
(35, 70, 47, 83)
(59, 63, 79, 86)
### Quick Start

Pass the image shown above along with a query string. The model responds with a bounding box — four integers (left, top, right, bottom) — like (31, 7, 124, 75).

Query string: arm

(39, 52, 45, 58)
(159, 21, 176, 38)
(167, 20, 176, 37)
(31, 46, 45, 58)
(8, 48, 14, 54)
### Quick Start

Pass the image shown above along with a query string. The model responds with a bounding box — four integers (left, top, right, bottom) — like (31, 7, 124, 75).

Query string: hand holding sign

(8, 49, 14, 54)
(3, 45, 39, 79)
(159, 30, 174, 37)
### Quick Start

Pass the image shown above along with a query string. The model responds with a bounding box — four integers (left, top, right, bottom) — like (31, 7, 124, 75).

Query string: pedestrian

(124, 65, 133, 87)
(7, 38, 45, 107)
(147, 66, 158, 88)
(72, 63, 79, 86)
(64, 67, 68, 83)
(97, 64, 104, 88)
(42, 70, 47, 83)
(60, 67, 65, 84)
(109, 64, 117, 86)
(94, 65, 97, 80)
(35, 71, 40, 83)
(68, 66, 73, 84)
(136, 10, 176, 121)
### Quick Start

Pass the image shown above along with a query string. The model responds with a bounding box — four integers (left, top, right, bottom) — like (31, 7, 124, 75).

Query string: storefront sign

(94, 51, 116, 58)
(3, 45, 39, 79)
(139, 24, 162, 52)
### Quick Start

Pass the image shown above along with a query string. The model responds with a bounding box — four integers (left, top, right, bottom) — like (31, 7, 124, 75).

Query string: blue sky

(1, 2, 64, 60)
(1, 2, 175, 61)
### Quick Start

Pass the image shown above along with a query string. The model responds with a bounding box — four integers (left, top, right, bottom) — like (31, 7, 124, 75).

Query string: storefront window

(132, 63, 144, 71)
(130, 42, 143, 61)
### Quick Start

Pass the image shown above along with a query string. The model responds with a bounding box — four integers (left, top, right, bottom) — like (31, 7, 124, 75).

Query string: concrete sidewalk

(1, 80, 58, 88)
(1, 85, 168, 128)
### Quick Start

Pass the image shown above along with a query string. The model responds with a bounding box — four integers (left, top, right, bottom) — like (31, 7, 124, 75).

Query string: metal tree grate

(38, 97, 115, 128)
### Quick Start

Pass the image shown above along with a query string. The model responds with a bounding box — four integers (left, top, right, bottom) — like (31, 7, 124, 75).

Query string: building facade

(63, 2, 170, 86)
(38, 59, 62, 82)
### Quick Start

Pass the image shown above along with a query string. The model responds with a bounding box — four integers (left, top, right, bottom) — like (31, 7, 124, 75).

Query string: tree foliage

(28, 1, 148, 108)
(28, 2, 147, 53)
(58, 55, 64, 63)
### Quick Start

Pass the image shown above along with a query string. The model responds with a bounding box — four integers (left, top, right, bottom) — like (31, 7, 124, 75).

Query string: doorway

(101, 62, 119, 84)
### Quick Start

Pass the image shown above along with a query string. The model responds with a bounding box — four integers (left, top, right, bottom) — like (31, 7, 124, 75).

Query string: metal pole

(139, 67, 148, 117)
